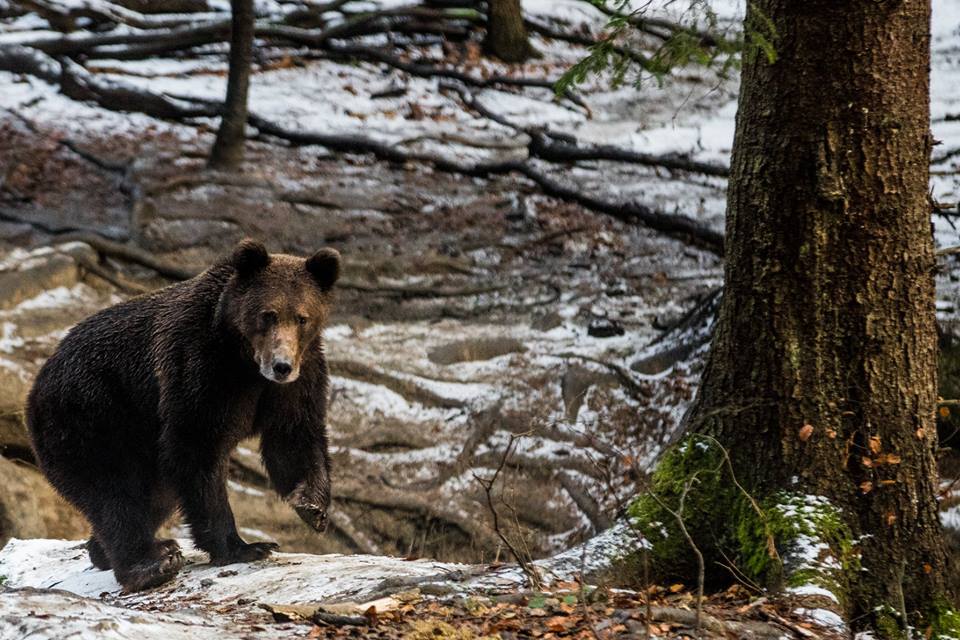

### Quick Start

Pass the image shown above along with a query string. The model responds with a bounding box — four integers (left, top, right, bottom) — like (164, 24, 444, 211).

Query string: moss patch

(626, 436, 856, 600)
(626, 436, 741, 584)
(924, 600, 960, 640)
(738, 492, 856, 602)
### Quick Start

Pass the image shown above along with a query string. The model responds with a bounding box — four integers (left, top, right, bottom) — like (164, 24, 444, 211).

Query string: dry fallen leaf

(868, 436, 882, 454)
(826, 429, 837, 439)
(886, 512, 897, 526)
(940, 406, 951, 418)
(860, 481, 873, 494)
(668, 583, 685, 593)
(545, 617, 570, 633)
(799, 424, 814, 441)
(862, 457, 874, 468)
(916, 427, 926, 439)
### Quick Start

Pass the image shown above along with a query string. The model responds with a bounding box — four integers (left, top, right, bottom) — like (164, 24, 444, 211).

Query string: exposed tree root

(54, 231, 199, 280)
(335, 481, 497, 550)
(328, 358, 466, 409)
(557, 471, 612, 531)
(249, 114, 725, 254)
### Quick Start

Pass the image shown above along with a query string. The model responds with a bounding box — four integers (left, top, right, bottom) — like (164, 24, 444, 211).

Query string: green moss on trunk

(627, 437, 856, 599)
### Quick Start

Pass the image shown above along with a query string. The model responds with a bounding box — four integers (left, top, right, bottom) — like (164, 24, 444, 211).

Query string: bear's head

(220, 239, 340, 383)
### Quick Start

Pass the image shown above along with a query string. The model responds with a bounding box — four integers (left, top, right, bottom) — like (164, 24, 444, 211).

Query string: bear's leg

(169, 459, 277, 565)
(87, 537, 111, 570)
(91, 489, 184, 592)
(147, 486, 182, 559)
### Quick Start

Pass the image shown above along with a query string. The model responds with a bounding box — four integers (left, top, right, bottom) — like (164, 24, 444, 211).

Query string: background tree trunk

(634, 0, 954, 632)
(208, 0, 254, 171)
(484, 0, 536, 63)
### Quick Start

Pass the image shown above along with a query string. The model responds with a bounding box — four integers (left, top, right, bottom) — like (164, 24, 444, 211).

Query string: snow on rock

(794, 607, 848, 633)
(0, 538, 466, 602)
(0, 588, 224, 640)
(786, 584, 840, 605)
(0, 537, 472, 639)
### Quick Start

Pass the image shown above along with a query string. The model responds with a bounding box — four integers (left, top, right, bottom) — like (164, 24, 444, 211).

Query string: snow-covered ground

(0, 537, 467, 639)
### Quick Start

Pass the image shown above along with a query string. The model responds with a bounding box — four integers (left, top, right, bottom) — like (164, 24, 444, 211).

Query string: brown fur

(27, 239, 339, 591)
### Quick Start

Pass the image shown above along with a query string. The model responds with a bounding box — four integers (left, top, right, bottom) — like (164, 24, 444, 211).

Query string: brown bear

(26, 239, 339, 591)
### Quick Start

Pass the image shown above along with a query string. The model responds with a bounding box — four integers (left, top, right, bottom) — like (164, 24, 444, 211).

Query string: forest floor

(1, 537, 846, 639)
(0, 0, 959, 638)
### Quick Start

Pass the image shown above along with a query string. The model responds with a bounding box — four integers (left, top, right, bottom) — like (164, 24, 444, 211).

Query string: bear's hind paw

(116, 545, 184, 592)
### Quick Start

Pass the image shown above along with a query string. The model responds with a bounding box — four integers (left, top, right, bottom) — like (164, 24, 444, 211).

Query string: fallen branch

(528, 131, 729, 177)
(312, 611, 369, 627)
(323, 41, 589, 111)
(4, 25, 723, 256)
(8, 20, 230, 57)
(17, 0, 225, 30)
(441, 79, 728, 177)
(0, 46, 218, 120)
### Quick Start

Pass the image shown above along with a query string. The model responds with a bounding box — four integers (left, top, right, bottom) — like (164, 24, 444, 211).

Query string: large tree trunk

(483, 0, 536, 63)
(633, 0, 955, 634)
(208, 0, 254, 171)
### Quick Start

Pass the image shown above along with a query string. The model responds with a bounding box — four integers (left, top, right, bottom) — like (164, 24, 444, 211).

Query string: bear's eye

(261, 310, 278, 325)
(297, 315, 309, 327)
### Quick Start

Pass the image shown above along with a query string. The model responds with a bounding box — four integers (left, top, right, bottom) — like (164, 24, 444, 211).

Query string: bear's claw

(211, 541, 279, 566)
(116, 542, 184, 592)
(294, 504, 328, 533)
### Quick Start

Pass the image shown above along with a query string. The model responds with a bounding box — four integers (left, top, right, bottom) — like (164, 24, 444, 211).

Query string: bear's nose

(273, 362, 293, 379)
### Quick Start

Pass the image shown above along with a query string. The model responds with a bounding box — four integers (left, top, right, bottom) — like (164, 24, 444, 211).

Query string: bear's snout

(255, 322, 302, 383)
(259, 353, 300, 383)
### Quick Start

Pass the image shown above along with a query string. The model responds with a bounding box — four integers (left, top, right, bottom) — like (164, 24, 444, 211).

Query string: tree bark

(483, 0, 536, 63)
(208, 0, 255, 171)
(635, 0, 954, 633)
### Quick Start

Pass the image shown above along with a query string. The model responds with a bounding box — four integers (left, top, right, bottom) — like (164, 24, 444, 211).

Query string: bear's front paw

(211, 541, 279, 566)
(294, 503, 328, 533)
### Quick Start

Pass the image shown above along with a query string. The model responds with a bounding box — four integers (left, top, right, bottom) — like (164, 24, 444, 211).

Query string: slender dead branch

(649, 478, 704, 638)
(472, 433, 543, 591)
(694, 433, 783, 586)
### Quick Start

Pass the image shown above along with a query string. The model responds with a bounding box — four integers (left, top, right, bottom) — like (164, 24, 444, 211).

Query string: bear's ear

(306, 248, 340, 292)
(230, 238, 269, 278)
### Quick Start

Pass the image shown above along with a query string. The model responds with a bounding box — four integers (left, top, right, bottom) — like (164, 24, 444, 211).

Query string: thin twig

(472, 434, 543, 591)
(648, 478, 704, 638)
